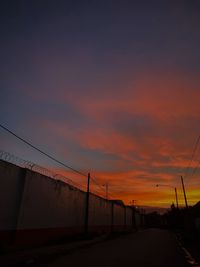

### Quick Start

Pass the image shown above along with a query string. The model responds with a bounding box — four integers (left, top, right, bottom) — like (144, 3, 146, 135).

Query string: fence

(0, 150, 87, 191)
(0, 156, 139, 249)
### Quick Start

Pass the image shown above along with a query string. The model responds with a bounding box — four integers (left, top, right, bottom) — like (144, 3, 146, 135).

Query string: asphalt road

(36, 229, 189, 267)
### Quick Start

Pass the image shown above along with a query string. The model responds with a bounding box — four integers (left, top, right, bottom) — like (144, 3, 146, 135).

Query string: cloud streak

(1, 1, 200, 207)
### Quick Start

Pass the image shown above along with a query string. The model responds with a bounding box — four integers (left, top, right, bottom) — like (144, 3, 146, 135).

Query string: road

(35, 229, 189, 267)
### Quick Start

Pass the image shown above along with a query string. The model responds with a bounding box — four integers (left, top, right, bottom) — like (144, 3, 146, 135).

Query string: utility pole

(106, 183, 108, 200)
(156, 184, 179, 208)
(130, 200, 136, 229)
(175, 187, 179, 208)
(84, 173, 90, 235)
(181, 176, 188, 208)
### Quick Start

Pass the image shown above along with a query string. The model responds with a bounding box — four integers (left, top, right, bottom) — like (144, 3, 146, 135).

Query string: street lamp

(156, 184, 179, 208)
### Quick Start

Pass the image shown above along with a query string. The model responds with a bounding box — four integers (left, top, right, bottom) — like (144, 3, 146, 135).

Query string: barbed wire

(0, 150, 88, 192)
(0, 124, 87, 177)
(0, 124, 111, 198)
(0, 150, 35, 169)
(0, 149, 113, 198)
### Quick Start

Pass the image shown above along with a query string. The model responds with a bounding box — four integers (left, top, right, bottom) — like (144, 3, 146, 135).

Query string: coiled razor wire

(0, 150, 87, 192)
(0, 150, 35, 169)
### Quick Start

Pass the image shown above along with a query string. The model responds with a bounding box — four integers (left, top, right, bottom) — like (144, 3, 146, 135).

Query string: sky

(1, 0, 200, 207)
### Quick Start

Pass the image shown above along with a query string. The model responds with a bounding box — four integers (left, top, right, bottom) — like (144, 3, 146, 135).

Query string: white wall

(113, 204, 125, 226)
(17, 170, 86, 230)
(88, 194, 112, 227)
(135, 211, 141, 227)
(0, 160, 139, 247)
(0, 160, 25, 230)
(126, 207, 133, 227)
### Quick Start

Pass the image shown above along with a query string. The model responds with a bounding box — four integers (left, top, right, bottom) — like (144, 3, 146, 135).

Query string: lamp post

(156, 184, 179, 208)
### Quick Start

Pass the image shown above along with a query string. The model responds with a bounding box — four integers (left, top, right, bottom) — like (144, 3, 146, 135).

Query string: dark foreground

(34, 229, 190, 267)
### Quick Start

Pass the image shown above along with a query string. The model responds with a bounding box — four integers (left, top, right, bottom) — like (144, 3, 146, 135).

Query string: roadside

(0, 231, 136, 267)
(0, 233, 109, 267)
(30, 228, 190, 267)
(175, 231, 200, 266)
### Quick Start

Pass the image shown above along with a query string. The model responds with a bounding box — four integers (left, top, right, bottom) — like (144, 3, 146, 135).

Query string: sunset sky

(1, 1, 200, 207)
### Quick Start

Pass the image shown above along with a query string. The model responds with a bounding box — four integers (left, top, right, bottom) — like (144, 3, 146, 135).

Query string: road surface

(35, 229, 189, 267)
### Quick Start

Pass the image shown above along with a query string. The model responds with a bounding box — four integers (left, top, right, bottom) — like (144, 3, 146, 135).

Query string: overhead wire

(0, 123, 117, 199)
(183, 135, 200, 179)
(91, 177, 106, 192)
(188, 158, 200, 179)
(0, 123, 87, 177)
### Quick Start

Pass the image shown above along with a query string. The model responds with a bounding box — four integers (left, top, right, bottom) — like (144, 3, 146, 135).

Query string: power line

(91, 177, 106, 193)
(91, 176, 117, 199)
(0, 123, 87, 177)
(184, 135, 200, 178)
(188, 159, 200, 179)
(0, 123, 118, 200)
(54, 173, 87, 191)
(90, 188, 106, 198)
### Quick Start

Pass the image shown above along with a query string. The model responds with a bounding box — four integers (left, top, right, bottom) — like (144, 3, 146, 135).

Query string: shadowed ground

(35, 229, 189, 267)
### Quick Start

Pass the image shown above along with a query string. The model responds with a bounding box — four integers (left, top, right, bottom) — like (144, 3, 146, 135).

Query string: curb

(175, 233, 200, 267)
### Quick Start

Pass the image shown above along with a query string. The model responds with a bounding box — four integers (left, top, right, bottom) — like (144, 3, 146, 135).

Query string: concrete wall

(17, 170, 85, 230)
(113, 203, 125, 230)
(125, 207, 133, 228)
(0, 160, 139, 248)
(0, 160, 25, 231)
(135, 211, 141, 227)
(88, 194, 112, 230)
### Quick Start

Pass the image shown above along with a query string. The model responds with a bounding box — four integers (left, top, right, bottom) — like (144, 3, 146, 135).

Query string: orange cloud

(49, 166, 199, 208)
(64, 70, 200, 120)
(32, 69, 200, 208)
